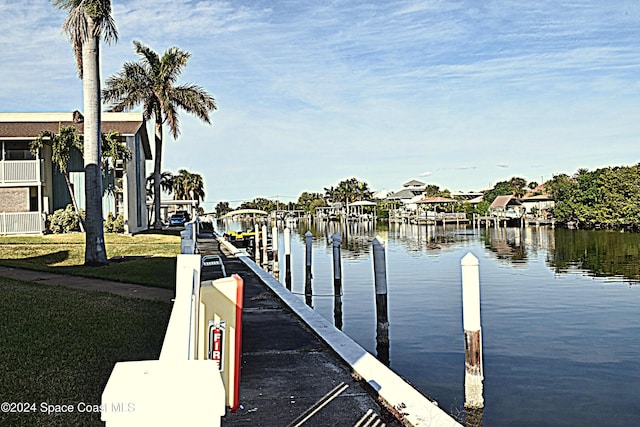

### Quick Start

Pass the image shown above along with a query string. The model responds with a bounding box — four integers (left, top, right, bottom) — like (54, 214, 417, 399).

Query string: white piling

(284, 227, 292, 289)
(331, 233, 342, 296)
(262, 225, 268, 268)
(254, 224, 260, 264)
(461, 252, 484, 409)
(372, 236, 389, 348)
(304, 231, 313, 307)
(332, 233, 343, 330)
(271, 226, 279, 277)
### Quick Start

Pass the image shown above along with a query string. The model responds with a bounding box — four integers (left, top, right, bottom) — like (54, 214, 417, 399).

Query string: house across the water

(0, 111, 152, 235)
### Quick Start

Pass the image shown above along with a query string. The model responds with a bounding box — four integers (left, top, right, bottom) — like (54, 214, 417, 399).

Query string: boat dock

(195, 231, 462, 427)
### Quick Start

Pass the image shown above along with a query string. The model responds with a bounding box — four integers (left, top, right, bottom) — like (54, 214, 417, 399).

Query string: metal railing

(0, 160, 42, 183)
(0, 212, 44, 235)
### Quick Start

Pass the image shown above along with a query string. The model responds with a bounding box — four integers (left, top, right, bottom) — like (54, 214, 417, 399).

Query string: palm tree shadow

(3, 250, 71, 267)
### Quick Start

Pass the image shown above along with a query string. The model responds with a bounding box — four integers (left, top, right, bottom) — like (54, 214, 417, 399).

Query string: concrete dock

(197, 232, 463, 427)
(197, 234, 401, 426)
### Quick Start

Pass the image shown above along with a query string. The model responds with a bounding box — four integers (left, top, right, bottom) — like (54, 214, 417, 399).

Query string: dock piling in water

(262, 225, 268, 268)
(271, 226, 279, 278)
(284, 227, 292, 289)
(372, 236, 390, 365)
(461, 252, 484, 409)
(332, 233, 343, 330)
(304, 231, 313, 307)
(331, 233, 342, 296)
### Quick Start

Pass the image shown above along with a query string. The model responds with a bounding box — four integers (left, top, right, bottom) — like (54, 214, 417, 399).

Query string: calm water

(220, 220, 640, 426)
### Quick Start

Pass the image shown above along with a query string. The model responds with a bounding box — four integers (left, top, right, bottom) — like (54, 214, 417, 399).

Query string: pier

(195, 228, 462, 426)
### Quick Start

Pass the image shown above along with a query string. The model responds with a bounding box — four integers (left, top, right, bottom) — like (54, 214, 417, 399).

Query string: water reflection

(549, 229, 640, 283)
(219, 219, 640, 284)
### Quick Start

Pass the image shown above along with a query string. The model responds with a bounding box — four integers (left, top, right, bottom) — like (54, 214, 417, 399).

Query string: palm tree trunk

(153, 118, 163, 229)
(83, 18, 108, 265)
(64, 173, 85, 233)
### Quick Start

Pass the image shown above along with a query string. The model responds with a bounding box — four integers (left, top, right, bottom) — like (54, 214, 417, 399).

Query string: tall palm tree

(172, 169, 205, 206)
(103, 40, 217, 229)
(146, 171, 174, 200)
(30, 124, 85, 232)
(53, 0, 118, 265)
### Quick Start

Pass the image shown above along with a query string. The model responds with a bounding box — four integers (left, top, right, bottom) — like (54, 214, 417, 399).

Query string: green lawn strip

(0, 277, 171, 427)
(0, 234, 180, 289)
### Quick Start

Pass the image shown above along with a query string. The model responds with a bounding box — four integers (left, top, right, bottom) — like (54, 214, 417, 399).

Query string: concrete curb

(217, 237, 463, 427)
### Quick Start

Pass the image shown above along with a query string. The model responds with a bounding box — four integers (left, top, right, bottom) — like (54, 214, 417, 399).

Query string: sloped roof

(489, 195, 521, 209)
(0, 111, 151, 160)
(522, 193, 554, 201)
(388, 188, 422, 199)
(402, 179, 425, 187)
(416, 196, 457, 204)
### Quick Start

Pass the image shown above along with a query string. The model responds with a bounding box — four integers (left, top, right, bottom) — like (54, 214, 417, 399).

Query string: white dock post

(254, 224, 260, 264)
(461, 252, 484, 409)
(271, 226, 279, 278)
(262, 225, 268, 268)
(284, 227, 292, 289)
(331, 233, 342, 296)
(304, 231, 313, 307)
(372, 236, 390, 364)
(332, 233, 343, 330)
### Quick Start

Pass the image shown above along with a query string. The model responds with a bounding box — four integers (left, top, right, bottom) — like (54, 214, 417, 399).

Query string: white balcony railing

(0, 160, 41, 183)
(0, 212, 44, 235)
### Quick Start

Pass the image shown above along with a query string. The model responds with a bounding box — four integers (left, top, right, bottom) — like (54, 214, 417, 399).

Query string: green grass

(0, 233, 181, 288)
(0, 276, 171, 427)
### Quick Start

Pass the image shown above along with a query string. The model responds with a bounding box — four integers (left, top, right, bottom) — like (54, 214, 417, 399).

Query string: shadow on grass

(0, 250, 71, 268)
(0, 251, 177, 289)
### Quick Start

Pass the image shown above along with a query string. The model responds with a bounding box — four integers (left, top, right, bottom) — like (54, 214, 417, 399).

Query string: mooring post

(304, 231, 313, 307)
(262, 225, 268, 268)
(254, 223, 261, 264)
(284, 227, 292, 290)
(461, 252, 484, 409)
(332, 233, 343, 330)
(271, 226, 279, 278)
(331, 233, 343, 296)
(372, 236, 390, 365)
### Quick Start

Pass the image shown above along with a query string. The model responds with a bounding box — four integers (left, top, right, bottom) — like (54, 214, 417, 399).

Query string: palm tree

(101, 130, 132, 169)
(103, 40, 217, 229)
(146, 171, 174, 199)
(172, 169, 205, 206)
(30, 124, 85, 232)
(53, 0, 118, 265)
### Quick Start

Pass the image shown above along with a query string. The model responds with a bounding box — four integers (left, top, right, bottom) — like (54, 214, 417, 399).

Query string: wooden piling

(262, 225, 268, 268)
(331, 233, 342, 296)
(271, 226, 279, 278)
(254, 224, 261, 264)
(284, 227, 292, 290)
(332, 233, 343, 330)
(461, 252, 484, 409)
(304, 231, 313, 307)
(372, 236, 390, 365)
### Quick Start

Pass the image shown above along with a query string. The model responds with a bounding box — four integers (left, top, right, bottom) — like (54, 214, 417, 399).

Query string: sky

(2, 1, 640, 210)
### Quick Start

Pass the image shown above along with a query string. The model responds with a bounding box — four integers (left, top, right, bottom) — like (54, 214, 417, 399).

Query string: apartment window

(4, 141, 36, 160)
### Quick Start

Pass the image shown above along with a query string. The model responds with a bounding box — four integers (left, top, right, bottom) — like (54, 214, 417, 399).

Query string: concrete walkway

(0, 252, 400, 425)
(197, 236, 402, 426)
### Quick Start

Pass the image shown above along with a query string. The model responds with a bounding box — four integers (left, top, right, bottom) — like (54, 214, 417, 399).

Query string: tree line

(215, 165, 640, 230)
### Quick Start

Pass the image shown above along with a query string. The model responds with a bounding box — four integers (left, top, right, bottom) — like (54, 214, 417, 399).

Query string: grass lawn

(0, 276, 171, 427)
(0, 233, 181, 288)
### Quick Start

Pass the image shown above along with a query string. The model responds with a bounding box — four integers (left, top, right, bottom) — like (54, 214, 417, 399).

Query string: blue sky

(2, 1, 640, 209)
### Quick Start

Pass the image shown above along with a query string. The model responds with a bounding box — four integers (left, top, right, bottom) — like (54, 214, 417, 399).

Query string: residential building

(0, 111, 152, 235)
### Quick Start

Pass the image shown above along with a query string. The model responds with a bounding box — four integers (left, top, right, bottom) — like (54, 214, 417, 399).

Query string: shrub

(48, 205, 85, 233)
(105, 214, 125, 233)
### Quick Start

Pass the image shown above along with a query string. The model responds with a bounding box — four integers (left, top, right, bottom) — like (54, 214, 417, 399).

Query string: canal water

(219, 220, 640, 426)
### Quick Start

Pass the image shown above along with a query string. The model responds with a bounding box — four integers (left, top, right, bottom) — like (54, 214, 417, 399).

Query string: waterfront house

(488, 195, 524, 219)
(0, 111, 152, 235)
(521, 185, 555, 219)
